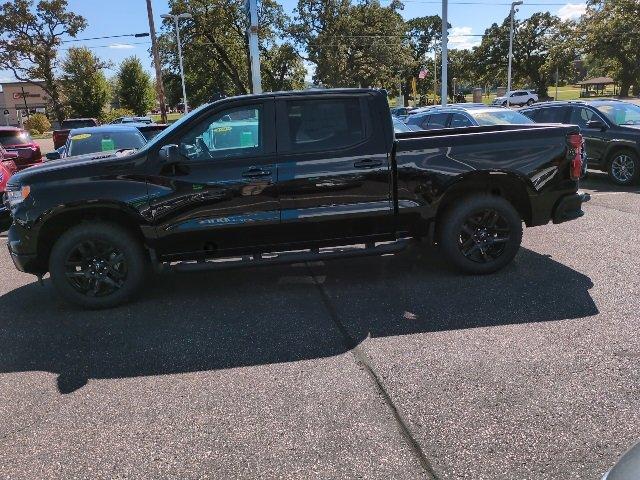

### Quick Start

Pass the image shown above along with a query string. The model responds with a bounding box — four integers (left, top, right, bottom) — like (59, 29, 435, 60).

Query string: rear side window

(530, 107, 569, 123)
(285, 98, 364, 153)
(450, 113, 473, 128)
(427, 113, 450, 129)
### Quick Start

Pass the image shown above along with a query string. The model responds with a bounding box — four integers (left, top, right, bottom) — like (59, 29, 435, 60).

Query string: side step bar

(170, 240, 409, 273)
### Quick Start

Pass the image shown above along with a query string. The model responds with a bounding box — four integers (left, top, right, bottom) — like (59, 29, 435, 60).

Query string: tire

(438, 195, 523, 275)
(607, 150, 640, 186)
(502, 101, 508, 107)
(49, 222, 149, 309)
(526, 98, 535, 106)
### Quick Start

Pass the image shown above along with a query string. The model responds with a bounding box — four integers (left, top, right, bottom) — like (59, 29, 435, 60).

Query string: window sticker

(101, 138, 116, 151)
(71, 133, 91, 141)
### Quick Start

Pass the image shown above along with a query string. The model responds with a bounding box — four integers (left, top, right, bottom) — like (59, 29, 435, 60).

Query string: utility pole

(246, 0, 262, 94)
(161, 13, 192, 113)
(507, 1, 523, 107)
(441, 0, 448, 106)
(555, 66, 559, 100)
(146, 0, 167, 123)
(433, 47, 438, 105)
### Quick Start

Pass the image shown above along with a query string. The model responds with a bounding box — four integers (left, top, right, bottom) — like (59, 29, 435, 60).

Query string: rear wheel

(49, 222, 148, 309)
(608, 150, 639, 186)
(439, 195, 523, 274)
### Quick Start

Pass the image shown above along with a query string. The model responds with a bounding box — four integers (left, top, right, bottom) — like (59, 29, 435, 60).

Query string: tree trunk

(619, 81, 631, 98)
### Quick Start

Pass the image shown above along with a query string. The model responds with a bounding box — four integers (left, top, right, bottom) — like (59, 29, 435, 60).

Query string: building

(0, 81, 49, 126)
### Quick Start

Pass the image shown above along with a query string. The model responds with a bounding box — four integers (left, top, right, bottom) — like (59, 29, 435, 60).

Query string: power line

(59, 41, 151, 51)
(60, 33, 149, 44)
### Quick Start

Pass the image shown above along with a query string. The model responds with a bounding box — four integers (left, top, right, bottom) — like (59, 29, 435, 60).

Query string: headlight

(6, 185, 30, 207)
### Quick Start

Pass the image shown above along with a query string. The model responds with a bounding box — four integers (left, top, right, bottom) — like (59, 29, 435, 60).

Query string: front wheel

(438, 195, 523, 274)
(608, 150, 639, 186)
(526, 98, 535, 106)
(49, 222, 148, 309)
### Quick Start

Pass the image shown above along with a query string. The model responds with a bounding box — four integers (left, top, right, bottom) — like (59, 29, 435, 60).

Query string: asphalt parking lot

(0, 172, 638, 479)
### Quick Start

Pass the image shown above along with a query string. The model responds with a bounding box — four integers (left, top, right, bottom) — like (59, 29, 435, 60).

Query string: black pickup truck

(5, 89, 589, 308)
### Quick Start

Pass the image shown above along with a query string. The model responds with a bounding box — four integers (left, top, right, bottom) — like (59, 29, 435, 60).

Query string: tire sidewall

(608, 150, 640, 186)
(439, 195, 523, 275)
(49, 223, 147, 309)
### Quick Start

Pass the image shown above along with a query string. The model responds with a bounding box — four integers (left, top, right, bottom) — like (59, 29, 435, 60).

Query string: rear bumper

(552, 191, 591, 224)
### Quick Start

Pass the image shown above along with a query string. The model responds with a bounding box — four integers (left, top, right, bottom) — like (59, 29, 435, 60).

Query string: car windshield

(67, 130, 146, 157)
(597, 103, 640, 126)
(144, 102, 211, 149)
(0, 130, 32, 146)
(471, 110, 534, 126)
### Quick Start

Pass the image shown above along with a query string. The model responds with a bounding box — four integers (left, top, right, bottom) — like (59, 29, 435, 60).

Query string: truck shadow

(0, 246, 598, 394)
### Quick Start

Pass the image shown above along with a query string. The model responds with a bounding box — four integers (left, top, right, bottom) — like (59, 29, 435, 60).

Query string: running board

(169, 240, 409, 273)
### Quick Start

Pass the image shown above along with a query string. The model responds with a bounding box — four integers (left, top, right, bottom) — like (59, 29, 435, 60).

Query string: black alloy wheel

(64, 239, 128, 297)
(458, 209, 511, 263)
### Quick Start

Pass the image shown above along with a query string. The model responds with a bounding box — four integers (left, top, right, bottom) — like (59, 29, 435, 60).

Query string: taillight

(567, 133, 583, 180)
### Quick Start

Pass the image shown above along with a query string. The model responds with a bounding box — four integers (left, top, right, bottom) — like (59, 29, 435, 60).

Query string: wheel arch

(435, 171, 533, 229)
(34, 203, 150, 270)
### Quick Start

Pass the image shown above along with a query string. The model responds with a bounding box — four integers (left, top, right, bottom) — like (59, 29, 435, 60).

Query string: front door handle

(354, 159, 383, 169)
(242, 167, 271, 178)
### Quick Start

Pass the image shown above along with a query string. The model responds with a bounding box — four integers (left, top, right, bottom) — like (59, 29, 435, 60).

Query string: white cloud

(108, 43, 135, 49)
(448, 26, 480, 50)
(557, 3, 587, 21)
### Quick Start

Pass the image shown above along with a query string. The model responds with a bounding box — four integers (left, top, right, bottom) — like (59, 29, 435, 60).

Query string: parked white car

(493, 89, 538, 107)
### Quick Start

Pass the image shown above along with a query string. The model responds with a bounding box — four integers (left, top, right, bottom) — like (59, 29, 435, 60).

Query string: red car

(0, 127, 43, 171)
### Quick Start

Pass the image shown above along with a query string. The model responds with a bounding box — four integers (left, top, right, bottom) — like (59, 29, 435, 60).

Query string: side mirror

(45, 151, 61, 161)
(586, 120, 606, 131)
(158, 144, 183, 164)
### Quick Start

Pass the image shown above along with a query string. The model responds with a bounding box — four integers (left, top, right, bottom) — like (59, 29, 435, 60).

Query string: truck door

(146, 98, 279, 258)
(275, 94, 393, 243)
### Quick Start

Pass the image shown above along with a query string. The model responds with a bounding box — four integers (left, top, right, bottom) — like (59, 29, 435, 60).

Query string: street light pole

(162, 13, 192, 113)
(441, 0, 448, 106)
(507, 0, 523, 107)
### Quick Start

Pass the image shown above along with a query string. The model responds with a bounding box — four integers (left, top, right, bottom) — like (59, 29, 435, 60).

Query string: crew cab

(5, 89, 589, 309)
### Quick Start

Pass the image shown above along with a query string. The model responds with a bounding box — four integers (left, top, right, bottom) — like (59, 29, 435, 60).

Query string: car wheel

(526, 99, 535, 106)
(607, 150, 640, 186)
(439, 195, 523, 274)
(502, 101, 508, 107)
(49, 222, 149, 309)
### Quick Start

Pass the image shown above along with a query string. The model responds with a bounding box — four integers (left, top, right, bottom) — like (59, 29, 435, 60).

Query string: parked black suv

(5, 89, 588, 309)
(521, 99, 640, 185)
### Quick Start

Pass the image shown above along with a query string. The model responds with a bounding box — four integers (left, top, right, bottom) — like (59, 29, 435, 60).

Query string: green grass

(151, 112, 183, 124)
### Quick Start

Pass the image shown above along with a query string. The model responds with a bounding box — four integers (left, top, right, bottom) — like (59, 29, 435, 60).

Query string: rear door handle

(354, 159, 383, 169)
(242, 167, 271, 178)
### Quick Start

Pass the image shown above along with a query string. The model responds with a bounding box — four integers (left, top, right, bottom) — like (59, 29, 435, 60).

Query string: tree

(115, 57, 155, 115)
(580, 0, 640, 96)
(403, 16, 442, 104)
(158, 0, 305, 105)
(0, 0, 86, 123)
(60, 47, 110, 118)
(292, 0, 411, 89)
(472, 12, 574, 97)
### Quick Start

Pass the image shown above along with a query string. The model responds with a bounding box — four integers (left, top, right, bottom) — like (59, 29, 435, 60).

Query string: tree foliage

(579, 0, 640, 96)
(115, 57, 155, 115)
(158, 0, 305, 106)
(60, 47, 110, 118)
(292, 0, 411, 88)
(0, 0, 86, 123)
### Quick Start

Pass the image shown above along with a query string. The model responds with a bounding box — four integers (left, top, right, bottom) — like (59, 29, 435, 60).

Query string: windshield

(597, 103, 640, 126)
(67, 130, 146, 157)
(471, 110, 534, 126)
(0, 130, 32, 146)
(393, 118, 412, 133)
(144, 102, 211, 149)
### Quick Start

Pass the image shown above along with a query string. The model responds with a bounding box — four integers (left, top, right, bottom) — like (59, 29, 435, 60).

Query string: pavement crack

(306, 263, 439, 480)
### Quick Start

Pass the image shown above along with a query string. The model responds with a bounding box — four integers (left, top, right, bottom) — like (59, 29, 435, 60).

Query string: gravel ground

(0, 171, 638, 479)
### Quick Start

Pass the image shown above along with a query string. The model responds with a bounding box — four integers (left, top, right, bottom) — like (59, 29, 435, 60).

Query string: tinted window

(0, 130, 32, 146)
(533, 107, 569, 123)
(178, 105, 262, 161)
(569, 107, 597, 128)
(450, 113, 474, 128)
(285, 98, 364, 153)
(427, 113, 449, 128)
(68, 130, 146, 156)
(62, 119, 97, 128)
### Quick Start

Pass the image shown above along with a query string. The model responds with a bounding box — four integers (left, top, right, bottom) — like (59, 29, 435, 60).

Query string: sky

(0, 0, 587, 86)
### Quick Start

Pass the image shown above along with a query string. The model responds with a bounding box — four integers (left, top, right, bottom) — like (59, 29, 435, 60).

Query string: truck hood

(8, 149, 138, 187)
